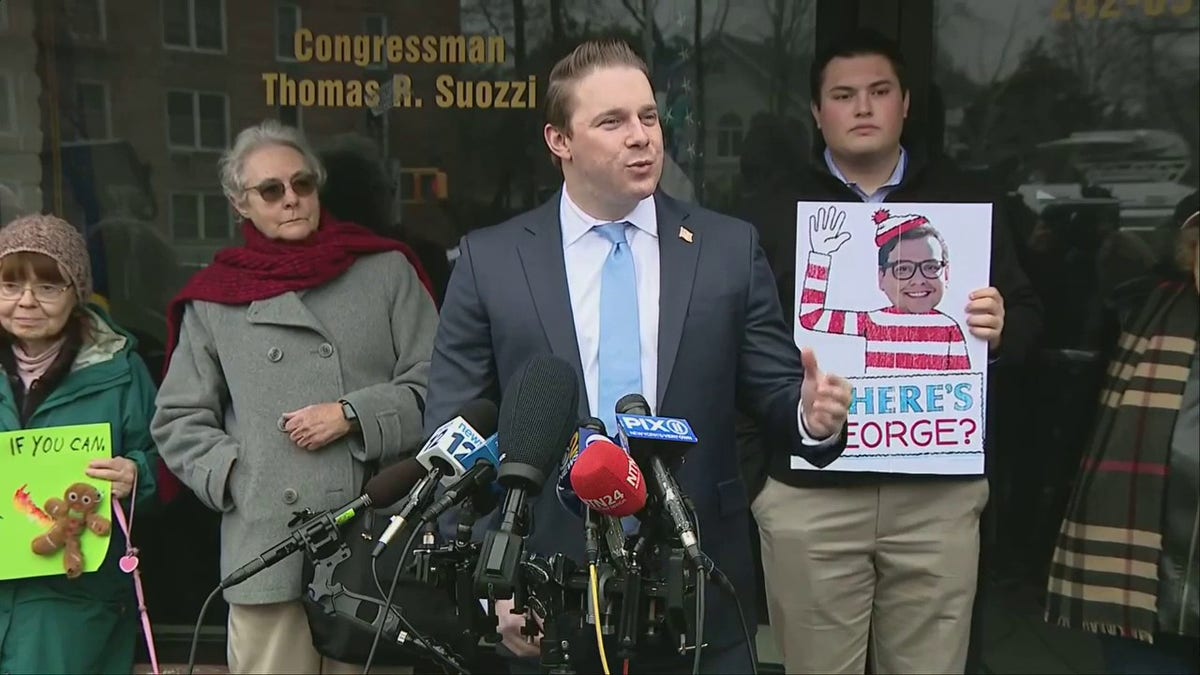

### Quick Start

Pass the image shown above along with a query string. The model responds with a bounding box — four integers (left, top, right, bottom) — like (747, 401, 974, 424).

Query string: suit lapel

(517, 195, 586, 397)
(654, 193, 699, 411)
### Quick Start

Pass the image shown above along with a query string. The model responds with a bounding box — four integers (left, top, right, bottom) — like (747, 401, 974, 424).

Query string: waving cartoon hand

(810, 206, 851, 255)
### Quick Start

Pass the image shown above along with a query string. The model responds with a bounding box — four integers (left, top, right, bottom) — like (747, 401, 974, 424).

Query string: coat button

(282, 488, 298, 504)
(267, 347, 283, 362)
(318, 342, 334, 358)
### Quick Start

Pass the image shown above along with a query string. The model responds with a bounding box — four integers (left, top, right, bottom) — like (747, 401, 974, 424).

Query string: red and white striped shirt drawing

(798, 251, 971, 374)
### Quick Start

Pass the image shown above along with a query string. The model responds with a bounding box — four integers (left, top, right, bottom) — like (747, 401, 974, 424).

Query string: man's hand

(799, 348, 852, 439)
(965, 287, 1005, 352)
(495, 598, 542, 658)
(810, 206, 852, 255)
(85, 457, 138, 499)
(282, 402, 351, 451)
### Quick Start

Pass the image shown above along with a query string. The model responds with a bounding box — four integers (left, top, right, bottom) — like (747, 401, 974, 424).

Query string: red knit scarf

(158, 210, 436, 502)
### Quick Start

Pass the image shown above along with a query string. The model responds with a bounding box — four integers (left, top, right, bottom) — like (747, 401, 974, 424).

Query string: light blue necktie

(595, 222, 643, 435)
(595, 222, 643, 536)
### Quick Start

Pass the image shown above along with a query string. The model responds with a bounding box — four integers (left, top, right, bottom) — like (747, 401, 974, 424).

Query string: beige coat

(152, 252, 437, 604)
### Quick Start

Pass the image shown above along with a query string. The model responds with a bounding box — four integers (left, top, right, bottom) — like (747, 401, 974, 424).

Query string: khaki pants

(227, 601, 415, 674)
(753, 477, 988, 674)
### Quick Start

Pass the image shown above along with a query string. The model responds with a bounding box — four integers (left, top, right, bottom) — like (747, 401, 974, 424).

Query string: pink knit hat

(0, 214, 93, 304)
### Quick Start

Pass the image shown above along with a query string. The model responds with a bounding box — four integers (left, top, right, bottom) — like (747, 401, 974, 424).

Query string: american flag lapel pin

(678, 226, 693, 243)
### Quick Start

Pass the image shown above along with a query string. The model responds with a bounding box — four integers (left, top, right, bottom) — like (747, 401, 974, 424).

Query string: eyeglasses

(244, 173, 318, 203)
(0, 282, 74, 302)
(884, 259, 946, 280)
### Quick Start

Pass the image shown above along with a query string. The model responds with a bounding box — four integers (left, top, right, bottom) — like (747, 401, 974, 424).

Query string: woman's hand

(86, 457, 138, 499)
(282, 402, 351, 451)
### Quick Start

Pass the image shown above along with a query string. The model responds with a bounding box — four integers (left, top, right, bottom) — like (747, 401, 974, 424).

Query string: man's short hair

(544, 38, 650, 136)
(878, 225, 949, 269)
(810, 28, 908, 105)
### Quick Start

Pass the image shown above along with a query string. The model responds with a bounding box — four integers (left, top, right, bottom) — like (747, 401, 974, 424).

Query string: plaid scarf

(1045, 281, 1199, 642)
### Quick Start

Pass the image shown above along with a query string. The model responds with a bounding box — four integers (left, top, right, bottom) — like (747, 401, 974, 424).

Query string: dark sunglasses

(246, 173, 317, 203)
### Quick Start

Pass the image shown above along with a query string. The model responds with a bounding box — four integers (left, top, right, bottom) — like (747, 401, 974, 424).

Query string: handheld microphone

(419, 434, 500, 523)
(556, 417, 608, 518)
(220, 458, 425, 589)
(372, 399, 499, 558)
(474, 355, 580, 599)
(569, 437, 648, 518)
(416, 399, 500, 485)
(614, 394, 703, 566)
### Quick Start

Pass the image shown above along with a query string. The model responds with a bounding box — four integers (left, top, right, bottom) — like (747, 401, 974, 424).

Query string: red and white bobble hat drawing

(872, 209, 930, 247)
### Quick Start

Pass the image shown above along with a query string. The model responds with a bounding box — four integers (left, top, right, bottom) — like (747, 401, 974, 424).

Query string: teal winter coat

(0, 306, 159, 674)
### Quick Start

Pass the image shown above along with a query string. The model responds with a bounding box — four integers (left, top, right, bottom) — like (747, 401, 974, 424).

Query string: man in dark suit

(425, 38, 853, 673)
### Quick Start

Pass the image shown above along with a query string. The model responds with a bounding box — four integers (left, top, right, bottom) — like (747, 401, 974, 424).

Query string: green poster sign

(0, 423, 114, 581)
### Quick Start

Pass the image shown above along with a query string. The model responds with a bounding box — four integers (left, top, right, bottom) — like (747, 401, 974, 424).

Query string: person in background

(318, 133, 451, 307)
(151, 120, 438, 674)
(0, 214, 159, 674)
(1045, 210, 1199, 675)
(747, 28, 1042, 674)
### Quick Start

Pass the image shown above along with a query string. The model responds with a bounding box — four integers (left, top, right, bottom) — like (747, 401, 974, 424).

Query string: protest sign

(793, 202, 992, 474)
(0, 423, 114, 580)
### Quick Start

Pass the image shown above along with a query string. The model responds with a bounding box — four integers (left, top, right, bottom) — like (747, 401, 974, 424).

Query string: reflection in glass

(161, 0, 191, 48)
(0, 74, 13, 133)
(194, 0, 224, 51)
(166, 91, 195, 147)
(170, 194, 200, 240)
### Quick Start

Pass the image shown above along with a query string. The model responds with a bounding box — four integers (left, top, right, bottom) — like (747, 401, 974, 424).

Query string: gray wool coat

(151, 252, 438, 604)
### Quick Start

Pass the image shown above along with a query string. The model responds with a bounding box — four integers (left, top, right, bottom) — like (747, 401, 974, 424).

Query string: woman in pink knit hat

(0, 213, 160, 674)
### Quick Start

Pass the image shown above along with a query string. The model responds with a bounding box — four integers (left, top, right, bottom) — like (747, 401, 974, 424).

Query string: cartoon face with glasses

(800, 206, 969, 372)
(877, 227, 948, 315)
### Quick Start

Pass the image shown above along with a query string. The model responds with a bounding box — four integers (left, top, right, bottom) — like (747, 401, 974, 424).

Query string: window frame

(162, 0, 227, 54)
(71, 79, 114, 142)
(0, 71, 17, 136)
(169, 191, 234, 241)
(276, 1, 302, 62)
(164, 89, 230, 152)
(363, 13, 388, 70)
(66, 0, 108, 42)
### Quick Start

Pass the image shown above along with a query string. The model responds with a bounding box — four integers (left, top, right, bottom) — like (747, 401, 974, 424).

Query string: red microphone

(569, 438, 648, 517)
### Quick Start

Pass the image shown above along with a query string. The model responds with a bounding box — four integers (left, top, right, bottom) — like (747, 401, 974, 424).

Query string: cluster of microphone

(212, 353, 711, 672)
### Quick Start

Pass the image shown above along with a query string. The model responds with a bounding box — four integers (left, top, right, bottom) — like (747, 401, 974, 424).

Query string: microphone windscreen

(615, 393, 651, 417)
(363, 458, 429, 508)
(570, 439, 647, 518)
(497, 354, 580, 493)
(457, 399, 499, 438)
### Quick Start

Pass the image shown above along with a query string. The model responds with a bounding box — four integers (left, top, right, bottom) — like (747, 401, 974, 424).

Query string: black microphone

(615, 394, 703, 566)
(219, 458, 426, 589)
(419, 460, 498, 524)
(474, 354, 580, 599)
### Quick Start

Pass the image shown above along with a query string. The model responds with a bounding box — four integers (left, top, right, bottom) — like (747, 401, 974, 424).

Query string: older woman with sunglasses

(0, 214, 159, 674)
(151, 120, 438, 674)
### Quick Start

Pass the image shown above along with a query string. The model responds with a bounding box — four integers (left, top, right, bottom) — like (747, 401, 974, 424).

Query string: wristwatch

(339, 399, 359, 425)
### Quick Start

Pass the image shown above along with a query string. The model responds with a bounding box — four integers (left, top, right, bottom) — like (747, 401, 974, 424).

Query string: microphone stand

(299, 513, 472, 674)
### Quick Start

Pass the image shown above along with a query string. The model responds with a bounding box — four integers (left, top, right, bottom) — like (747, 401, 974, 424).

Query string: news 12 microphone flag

(794, 202, 993, 475)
